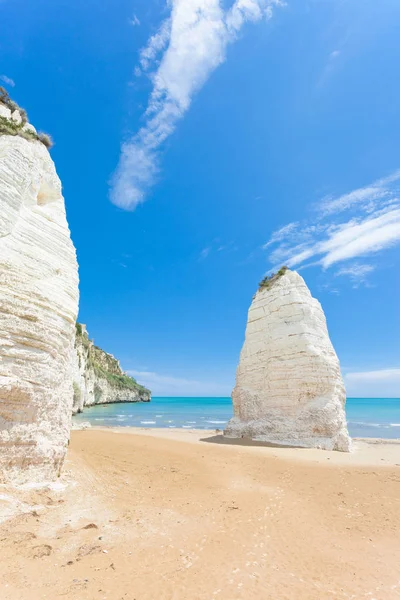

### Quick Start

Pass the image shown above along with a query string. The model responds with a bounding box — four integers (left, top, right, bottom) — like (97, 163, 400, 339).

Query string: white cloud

(282, 208, 400, 269)
(262, 222, 299, 249)
(317, 47, 343, 88)
(344, 369, 400, 398)
(199, 246, 211, 260)
(264, 170, 400, 280)
(321, 209, 400, 267)
(0, 74, 15, 87)
(139, 17, 171, 72)
(198, 239, 237, 259)
(319, 169, 400, 216)
(335, 263, 375, 287)
(130, 14, 140, 27)
(111, 0, 283, 210)
(129, 370, 231, 396)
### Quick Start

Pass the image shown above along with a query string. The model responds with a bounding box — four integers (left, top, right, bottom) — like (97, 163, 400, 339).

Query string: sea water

(72, 397, 400, 439)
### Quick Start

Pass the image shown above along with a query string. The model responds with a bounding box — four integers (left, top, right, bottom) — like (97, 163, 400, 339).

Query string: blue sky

(1, 0, 399, 396)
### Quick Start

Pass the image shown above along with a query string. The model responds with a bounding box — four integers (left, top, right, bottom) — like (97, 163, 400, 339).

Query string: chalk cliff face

(224, 269, 351, 451)
(0, 105, 79, 483)
(72, 324, 151, 414)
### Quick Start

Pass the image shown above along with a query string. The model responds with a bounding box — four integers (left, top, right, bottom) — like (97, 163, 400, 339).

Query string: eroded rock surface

(0, 115, 79, 483)
(224, 269, 351, 451)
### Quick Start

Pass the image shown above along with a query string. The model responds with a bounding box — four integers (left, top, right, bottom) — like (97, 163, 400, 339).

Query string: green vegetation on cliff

(75, 322, 150, 396)
(0, 87, 53, 148)
(259, 266, 288, 291)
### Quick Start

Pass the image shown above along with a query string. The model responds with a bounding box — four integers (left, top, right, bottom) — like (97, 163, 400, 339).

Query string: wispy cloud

(317, 48, 342, 88)
(139, 17, 171, 72)
(262, 222, 299, 249)
(264, 170, 400, 281)
(130, 14, 140, 27)
(0, 74, 15, 87)
(199, 246, 211, 260)
(198, 239, 237, 260)
(129, 370, 231, 396)
(110, 0, 283, 210)
(335, 263, 375, 287)
(318, 169, 400, 216)
(344, 368, 400, 398)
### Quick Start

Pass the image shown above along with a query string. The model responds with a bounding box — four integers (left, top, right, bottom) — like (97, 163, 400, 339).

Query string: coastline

(72, 396, 400, 440)
(1, 426, 400, 599)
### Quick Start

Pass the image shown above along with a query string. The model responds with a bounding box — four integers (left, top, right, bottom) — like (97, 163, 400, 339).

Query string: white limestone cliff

(72, 324, 151, 414)
(224, 269, 351, 451)
(0, 105, 79, 483)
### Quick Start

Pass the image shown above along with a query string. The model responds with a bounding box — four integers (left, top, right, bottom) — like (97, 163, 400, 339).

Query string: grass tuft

(0, 87, 53, 149)
(258, 265, 289, 292)
(38, 132, 53, 148)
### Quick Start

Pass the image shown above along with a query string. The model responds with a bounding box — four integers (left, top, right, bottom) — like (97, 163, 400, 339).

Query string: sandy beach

(1, 428, 400, 600)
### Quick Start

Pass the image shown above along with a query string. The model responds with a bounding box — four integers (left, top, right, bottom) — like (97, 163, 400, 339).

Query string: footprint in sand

(78, 543, 102, 557)
(31, 544, 52, 558)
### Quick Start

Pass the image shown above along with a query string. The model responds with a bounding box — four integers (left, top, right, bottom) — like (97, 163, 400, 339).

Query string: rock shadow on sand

(200, 434, 306, 449)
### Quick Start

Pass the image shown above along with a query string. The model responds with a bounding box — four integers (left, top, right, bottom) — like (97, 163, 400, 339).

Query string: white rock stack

(224, 269, 351, 451)
(0, 107, 79, 483)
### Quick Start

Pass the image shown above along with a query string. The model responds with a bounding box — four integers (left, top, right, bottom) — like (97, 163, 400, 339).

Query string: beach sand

(1, 427, 400, 600)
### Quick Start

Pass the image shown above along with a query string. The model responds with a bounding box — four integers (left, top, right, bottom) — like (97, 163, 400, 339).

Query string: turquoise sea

(73, 397, 400, 439)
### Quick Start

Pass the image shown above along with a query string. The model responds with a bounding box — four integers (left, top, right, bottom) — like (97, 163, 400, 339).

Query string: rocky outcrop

(72, 324, 150, 414)
(224, 268, 351, 451)
(0, 101, 79, 483)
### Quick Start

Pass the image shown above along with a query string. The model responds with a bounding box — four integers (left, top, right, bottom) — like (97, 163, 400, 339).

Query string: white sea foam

(186, 421, 196, 424)
(206, 420, 227, 425)
(349, 421, 382, 427)
(390, 423, 400, 427)
(156, 414, 163, 417)
(140, 421, 156, 425)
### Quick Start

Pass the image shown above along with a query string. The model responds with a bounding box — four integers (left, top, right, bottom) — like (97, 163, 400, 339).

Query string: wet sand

(1, 427, 400, 599)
